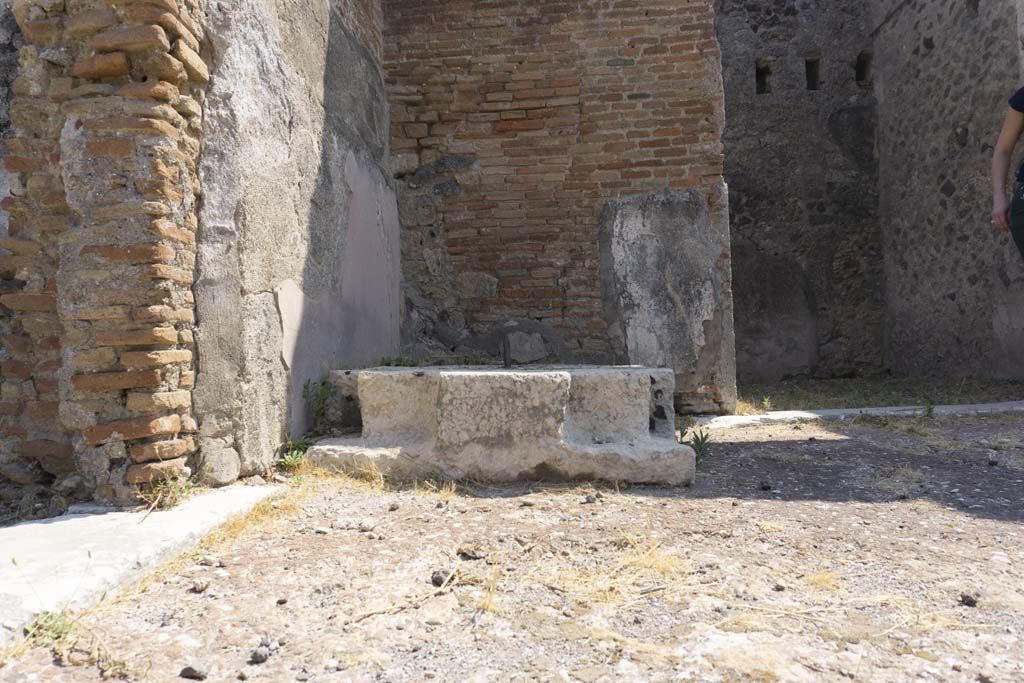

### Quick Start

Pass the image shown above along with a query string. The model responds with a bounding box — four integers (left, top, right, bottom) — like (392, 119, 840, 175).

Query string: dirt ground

(3, 412, 1024, 683)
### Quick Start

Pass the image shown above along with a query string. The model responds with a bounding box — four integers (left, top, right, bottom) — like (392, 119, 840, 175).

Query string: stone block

(359, 370, 440, 440)
(599, 190, 736, 414)
(129, 437, 195, 463)
(435, 370, 569, 451)
(310, 366, 693, 485)
(126, 457, 189, 484)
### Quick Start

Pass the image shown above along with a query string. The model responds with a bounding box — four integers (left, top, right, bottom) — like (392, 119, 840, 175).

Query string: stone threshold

(696, 400, 1024, 430)
(0, 485, 280, 644)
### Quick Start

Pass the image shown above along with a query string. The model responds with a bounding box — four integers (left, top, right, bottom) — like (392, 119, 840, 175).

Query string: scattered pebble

(314, 526, 331, 535)
(431, 570, 450, 587)
(583, 494, 597, 504)
(358, 519, 377, 533)
(759, 482, 773, 491)
(190, 580, 209, 594)
(179, 664, 208, 680)
(250, 647, 270, 664)
(389, 502, 400, 512)
(960, 593, 979, 608)
(277, 597, 288, 605)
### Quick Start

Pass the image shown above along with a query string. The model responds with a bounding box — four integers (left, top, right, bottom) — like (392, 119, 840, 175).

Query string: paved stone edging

(0, 485, 280, 644)
(696, 401, 1024, 430)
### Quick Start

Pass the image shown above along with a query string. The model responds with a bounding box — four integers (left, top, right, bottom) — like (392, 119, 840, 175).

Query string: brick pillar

(4, 0, 209, 502)
(0, 4, 73, 486)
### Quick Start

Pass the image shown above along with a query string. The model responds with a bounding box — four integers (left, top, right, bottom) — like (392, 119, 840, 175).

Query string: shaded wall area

(385, 0, 737, 412)
(194, 0, 399, 484)
(716, 0, 884, 382)
(871, 0, 1024, 378)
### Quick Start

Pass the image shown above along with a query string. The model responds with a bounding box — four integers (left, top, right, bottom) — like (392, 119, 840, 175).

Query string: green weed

(24, 610, 75, 648)
(685, 429, 712, 461)
(278, 435, 315, 472)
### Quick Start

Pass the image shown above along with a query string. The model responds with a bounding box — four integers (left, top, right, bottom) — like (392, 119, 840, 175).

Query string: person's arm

(992, 108, 1024, 231)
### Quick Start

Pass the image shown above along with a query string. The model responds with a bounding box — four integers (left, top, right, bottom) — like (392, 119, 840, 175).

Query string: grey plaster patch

(0, 486, 280, 644)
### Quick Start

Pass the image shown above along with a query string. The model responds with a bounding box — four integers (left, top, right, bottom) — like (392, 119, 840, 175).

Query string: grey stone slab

(696, 401, 1024, 431)
(0, 486, 280, 643)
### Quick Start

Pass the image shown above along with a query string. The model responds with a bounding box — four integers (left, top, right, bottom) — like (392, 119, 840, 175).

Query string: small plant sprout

(24, 610, 75, 648)
(278, 435, 316, 472)
(685, 429, 712, 461)
(760, 396, 774, 413)
(923, 397, 935, 419)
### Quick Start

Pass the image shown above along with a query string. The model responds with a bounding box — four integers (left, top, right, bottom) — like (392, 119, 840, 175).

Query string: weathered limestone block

(599, 189, 737, 415)
(308, 366, 694, 486)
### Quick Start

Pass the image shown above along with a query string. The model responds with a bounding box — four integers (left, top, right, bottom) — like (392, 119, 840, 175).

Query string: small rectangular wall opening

(805, 58, 821, 91)
(855, 51, 873, 85)
(755, 60, 772, 95)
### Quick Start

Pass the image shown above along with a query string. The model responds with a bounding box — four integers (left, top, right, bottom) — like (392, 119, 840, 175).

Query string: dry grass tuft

(533, 530, 689, 606)
(803, 571, 843, 592)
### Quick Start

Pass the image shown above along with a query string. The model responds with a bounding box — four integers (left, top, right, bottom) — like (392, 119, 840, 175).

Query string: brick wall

(1, 0, 210, 505)
(385, 0, 726, 362)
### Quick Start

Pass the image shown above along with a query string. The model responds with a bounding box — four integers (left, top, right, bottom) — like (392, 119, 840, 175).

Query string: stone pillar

(3, 0, 209, 502)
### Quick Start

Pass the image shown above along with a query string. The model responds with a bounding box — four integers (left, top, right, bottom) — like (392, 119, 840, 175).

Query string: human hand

(993, 197, 1011, 231)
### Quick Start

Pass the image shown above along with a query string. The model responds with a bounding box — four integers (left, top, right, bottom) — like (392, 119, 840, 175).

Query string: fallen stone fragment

(250, 646, 270, 664)
(179, 664, 208, 680)
(959, 593, 978, 607)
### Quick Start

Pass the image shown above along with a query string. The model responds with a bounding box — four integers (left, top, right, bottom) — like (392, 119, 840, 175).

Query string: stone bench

(308, 366, 694, 485)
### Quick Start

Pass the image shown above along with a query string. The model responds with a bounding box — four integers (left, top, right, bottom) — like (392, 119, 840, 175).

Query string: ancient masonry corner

(1, 0, 210, 502)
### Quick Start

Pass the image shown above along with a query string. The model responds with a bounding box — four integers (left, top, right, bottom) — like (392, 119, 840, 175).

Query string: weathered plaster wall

(195, 0, 399, 483)
(716, 0, 884, 382)
(871, 0, 1024, 378)
(385, 0, 737, 412)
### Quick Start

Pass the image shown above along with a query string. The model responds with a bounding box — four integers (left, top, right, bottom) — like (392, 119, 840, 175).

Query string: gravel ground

(2, 413, 1024, 682)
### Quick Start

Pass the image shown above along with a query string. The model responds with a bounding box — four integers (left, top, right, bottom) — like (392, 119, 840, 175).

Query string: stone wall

(716, 0, 884, 382)
(385, 0, 737, 413)
(0, 0, 211, 504)
(193, 0, 400, 484)
(871, 0, 1024, 378)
